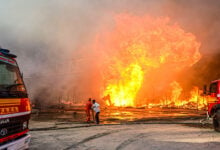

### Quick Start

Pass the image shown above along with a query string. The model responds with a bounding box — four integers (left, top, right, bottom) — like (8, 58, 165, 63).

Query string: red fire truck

(204, 80, 220, 132)
(0, 48, 31, 149)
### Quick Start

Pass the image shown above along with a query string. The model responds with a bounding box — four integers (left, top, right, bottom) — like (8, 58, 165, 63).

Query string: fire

(170, 81, 183, 106)
(158, 82, 208, 109)
(94, 14, 201, 107)
(188, 87, 208, 109)
(104, 64, 143, 106)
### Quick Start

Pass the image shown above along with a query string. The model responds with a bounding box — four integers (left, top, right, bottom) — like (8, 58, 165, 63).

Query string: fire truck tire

(213, 109, 220, 132)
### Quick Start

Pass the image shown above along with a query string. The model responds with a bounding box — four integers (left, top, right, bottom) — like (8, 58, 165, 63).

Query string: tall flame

(95, 14, 201, 107)
(104, 64, 143, 106)
(170, 81, 183, 106)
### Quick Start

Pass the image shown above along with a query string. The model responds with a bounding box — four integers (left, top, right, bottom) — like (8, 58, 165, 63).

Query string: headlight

(23, 121, 28, 129)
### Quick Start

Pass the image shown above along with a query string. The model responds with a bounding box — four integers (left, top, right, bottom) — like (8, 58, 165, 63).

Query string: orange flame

(95, 14, 201, 107)
(188, 87, 208, 109)
(170, 81, 183, 106)
(158, 82, 208, 109)
(104, 64, 143, 106)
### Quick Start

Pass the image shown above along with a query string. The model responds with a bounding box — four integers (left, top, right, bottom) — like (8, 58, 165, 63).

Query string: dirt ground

(31, 107, 206, 124)
(28, 108, 220, 150)
(29, 122, 220, 150)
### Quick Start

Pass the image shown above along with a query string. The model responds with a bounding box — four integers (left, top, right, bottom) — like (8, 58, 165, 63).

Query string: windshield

(0, 59, 27, 98)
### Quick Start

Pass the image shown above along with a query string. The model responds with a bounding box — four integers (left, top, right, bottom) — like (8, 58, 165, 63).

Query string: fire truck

(204, 80, 220, 132)
(0, 48, 31, 149)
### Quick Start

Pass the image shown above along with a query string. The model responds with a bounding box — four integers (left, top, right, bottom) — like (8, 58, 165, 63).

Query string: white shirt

(92, 102, 100, 113)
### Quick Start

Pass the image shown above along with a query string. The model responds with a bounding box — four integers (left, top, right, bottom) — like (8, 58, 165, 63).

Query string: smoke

(0, 0, 220, 106)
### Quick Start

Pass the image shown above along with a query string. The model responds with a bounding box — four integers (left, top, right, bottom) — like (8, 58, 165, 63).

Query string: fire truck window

(0, 62, 17, 85)
(210, 83, 218, 93)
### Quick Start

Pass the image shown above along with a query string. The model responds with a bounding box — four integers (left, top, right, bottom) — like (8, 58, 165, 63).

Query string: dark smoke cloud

(0, 0, 219, 105)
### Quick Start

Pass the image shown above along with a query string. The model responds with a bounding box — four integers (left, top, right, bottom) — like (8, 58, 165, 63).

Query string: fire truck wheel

(213, 109, 220, 132)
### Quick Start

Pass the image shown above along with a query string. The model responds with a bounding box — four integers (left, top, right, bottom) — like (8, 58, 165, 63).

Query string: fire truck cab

(0, 48, 31, 149)
(204, 79, 220, 132)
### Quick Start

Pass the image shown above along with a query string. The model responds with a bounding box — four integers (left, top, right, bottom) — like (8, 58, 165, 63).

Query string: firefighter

(92, 99, 100, 124)
(85, 98, 92, 122)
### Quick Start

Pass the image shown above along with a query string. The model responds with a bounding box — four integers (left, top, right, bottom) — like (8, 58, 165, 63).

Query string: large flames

(159, 82, 207, 109)
(104, 64, 143, 106)
(94, 14, 202, 108)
